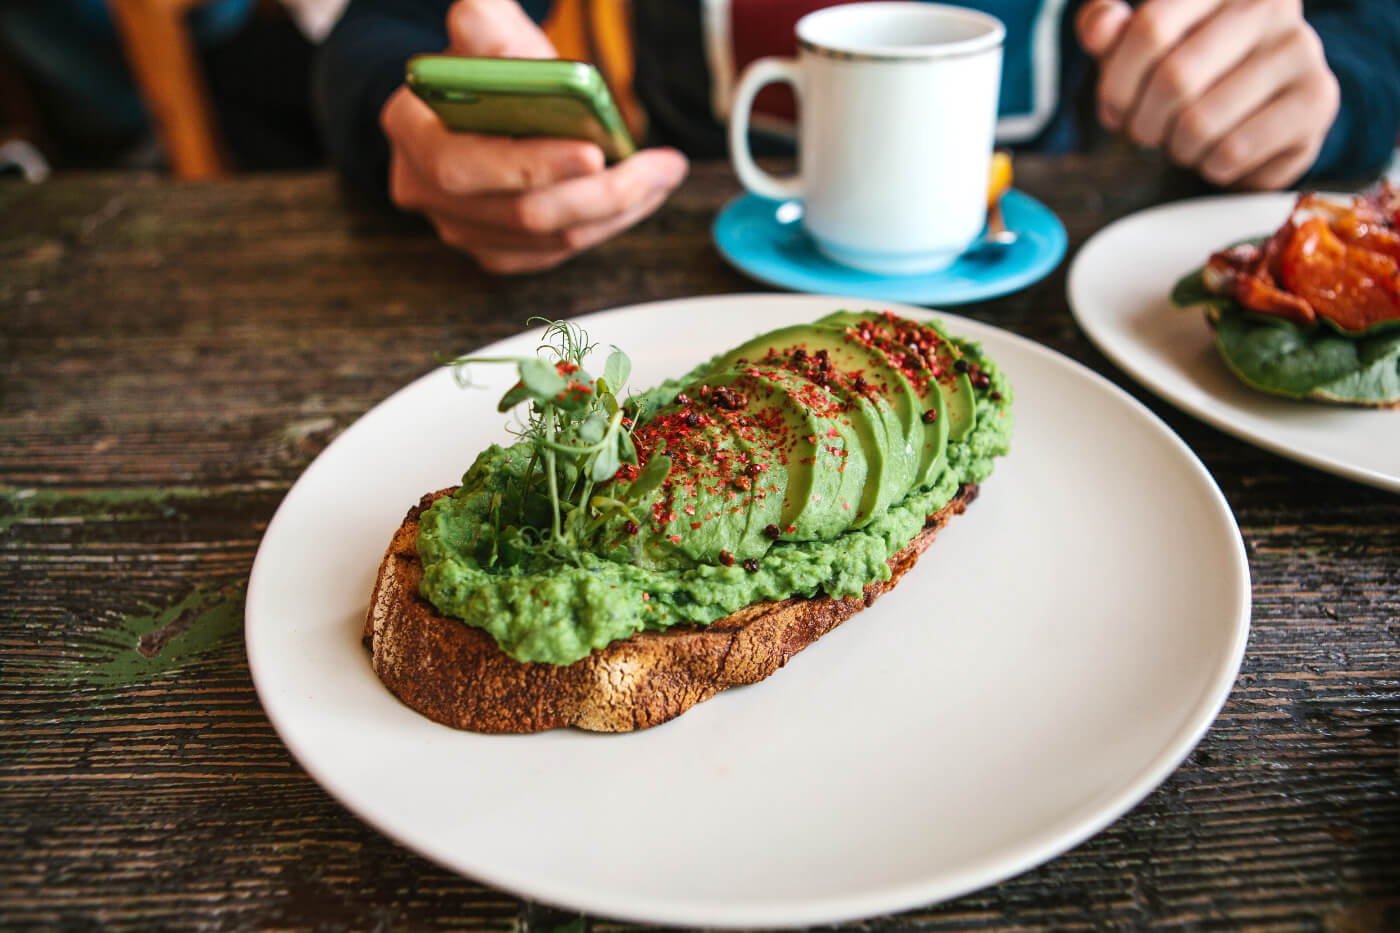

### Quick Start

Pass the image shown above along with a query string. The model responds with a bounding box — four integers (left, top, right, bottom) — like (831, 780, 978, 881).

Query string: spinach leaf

(1212, 306, 1400, 406)
(1170, 267, 1236, 312)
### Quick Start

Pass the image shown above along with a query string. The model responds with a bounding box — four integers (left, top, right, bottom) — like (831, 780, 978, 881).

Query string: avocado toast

(364, 310, 1013, 731)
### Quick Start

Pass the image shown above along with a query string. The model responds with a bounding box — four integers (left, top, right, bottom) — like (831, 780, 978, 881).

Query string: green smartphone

(405, 55, 636, 163)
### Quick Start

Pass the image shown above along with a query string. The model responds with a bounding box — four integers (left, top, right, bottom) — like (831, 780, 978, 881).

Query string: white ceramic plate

(1068, 192, 1400, 493)
(247, 294, 1250, 929)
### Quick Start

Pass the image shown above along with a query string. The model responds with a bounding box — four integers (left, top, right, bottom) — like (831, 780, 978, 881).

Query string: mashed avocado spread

(417, 310, 1013, 665)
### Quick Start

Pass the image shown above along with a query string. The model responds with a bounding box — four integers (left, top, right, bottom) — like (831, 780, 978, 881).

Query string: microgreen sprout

(445, 318, 670, 562)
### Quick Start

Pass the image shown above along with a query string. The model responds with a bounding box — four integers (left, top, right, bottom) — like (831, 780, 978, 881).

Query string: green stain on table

(0, 484, 283, 531)
(1, 486, 186, 530)
(9, 581, 248, 692)
(83, 580, 248, 687)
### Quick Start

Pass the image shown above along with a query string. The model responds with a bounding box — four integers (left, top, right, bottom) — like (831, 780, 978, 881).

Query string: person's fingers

(549, 177, 677, 255)
(1075, 0, 1132, 58)
(436, 183, 673, 274)
(381, 87, 605, 205)
(1123, 1, 1274, 147)
(429, 214, 576, 252)
(425, 152, 686, 273)
(444, 0, 556, 58)
(441, 185, 674, 271)
(470, 244, 580, 275)
(1195, 67, 1338, 186)
(1234, 143, 1313, 190)
(430, 214, 571, 257)
(458, 148, 688, 233)
(1095, 0, 1223, 131)
(1166, 25, 1336, 174)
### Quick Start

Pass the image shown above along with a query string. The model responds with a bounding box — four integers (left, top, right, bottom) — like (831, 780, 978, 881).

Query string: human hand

(1076, 0, 1340, 190)
(380, 0, 689, 274)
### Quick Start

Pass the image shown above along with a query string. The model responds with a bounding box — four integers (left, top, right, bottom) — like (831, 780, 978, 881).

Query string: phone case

(406, 55, 636, 162)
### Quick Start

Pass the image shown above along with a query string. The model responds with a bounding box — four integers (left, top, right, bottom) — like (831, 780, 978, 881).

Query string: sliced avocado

(808, 314, 951, 486)
(909, 365, 949, 489)
(702, 364, 858, 541)
(819, 310, 977, 444)
(816, 369, 898, 527)
(803, 321, 947, 494)
(709, 322, 918, 523)
(690, 407, 789, 562)
(622, 398, 783, 566)
(760, 363, 869, 533)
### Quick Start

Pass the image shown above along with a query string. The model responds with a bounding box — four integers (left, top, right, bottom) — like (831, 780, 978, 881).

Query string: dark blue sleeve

(313, 0, 553, 200)
(1305, 0, 1400, 181)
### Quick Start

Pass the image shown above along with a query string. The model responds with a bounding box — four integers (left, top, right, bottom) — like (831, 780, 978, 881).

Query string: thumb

(445, 0, 557, 58)
(1075, 0, 1132, 58)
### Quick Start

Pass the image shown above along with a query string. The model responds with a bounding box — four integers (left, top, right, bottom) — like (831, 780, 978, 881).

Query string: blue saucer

(712, 189, 1067, 306)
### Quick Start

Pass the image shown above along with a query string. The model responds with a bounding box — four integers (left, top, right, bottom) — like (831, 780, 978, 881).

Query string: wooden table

(3, 151, 1397, 931)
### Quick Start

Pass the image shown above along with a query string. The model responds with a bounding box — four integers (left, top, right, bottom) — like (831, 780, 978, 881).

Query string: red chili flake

(690, 522, 702, 530)
(642, 592, 650, 600)
(785, 524, 796, 533)
(718, 550, 735, 566)
(684, 505, 696, 516)
(624, 519, 639, 536)
(826, 427, 840, 438)
(742, 558, 760, 573)
(668, 534, 682, 544)
(733, 475, 752, 491)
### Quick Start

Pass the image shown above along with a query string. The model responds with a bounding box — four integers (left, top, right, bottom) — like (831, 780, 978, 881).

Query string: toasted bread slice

(364, 484, 979, 733)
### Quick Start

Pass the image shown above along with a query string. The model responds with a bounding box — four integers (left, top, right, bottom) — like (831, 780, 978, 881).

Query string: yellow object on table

(988, 150, 1013, 206)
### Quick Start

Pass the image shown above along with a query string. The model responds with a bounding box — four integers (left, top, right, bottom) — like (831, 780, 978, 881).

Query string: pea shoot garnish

(445, 319, 671, 563)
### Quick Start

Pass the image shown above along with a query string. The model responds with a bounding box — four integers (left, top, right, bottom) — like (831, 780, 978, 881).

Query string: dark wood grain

(2, 150, 1397, 932)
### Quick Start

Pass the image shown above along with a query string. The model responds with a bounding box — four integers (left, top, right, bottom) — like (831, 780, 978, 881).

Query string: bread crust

(364, 484, 979, 732)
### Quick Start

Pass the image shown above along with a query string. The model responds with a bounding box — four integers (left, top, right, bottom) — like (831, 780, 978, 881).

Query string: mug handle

(728, 57, 802, 201)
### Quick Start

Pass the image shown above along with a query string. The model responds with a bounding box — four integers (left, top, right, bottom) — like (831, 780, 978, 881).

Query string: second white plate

(1068, 192, 1400, 492)
(247, 294, 1250, 929)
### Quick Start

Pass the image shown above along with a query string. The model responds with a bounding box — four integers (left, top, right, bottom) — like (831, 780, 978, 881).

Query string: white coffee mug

(729, 2, 1004, 276)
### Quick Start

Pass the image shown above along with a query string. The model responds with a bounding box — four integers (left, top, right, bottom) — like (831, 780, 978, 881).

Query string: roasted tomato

(1281, 216, 1400, 332)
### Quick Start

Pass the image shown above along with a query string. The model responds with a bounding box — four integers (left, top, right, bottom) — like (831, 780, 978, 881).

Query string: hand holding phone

(378, 3, 687, 274)
(406, 55, 636, 163)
